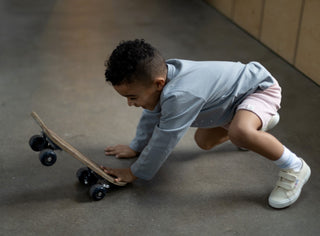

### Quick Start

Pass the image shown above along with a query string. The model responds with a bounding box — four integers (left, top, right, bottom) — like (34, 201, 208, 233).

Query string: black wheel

(76, 167, 99, 186)
(39, 149, 57, 166)
(29, 135, 47, 152)
(89, 184, 107, 201)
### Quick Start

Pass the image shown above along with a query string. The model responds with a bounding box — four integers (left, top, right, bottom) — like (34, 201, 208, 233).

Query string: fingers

(101, 166, 112, 174)
(100, 166, 109, 173)
(104, 145, 122, 157)
(100, 167, 136, 183)
(114, 177, 122, 183)
(104, 145, 135, 158)
(104, 146, 117, 156)
(114, 152, 128, 159)
(101, 166, 117, 178)
(105, 151, 124, 158)
(100, 166, 122, 182)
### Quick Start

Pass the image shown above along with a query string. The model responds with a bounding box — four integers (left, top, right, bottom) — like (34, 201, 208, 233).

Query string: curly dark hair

(105, 39, 167, 86)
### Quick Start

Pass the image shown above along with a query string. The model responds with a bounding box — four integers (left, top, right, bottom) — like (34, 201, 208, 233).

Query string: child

(102, 39, 311, 209)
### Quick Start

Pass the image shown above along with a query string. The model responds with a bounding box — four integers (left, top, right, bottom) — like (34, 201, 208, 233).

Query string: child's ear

(154, 77, 166, 90)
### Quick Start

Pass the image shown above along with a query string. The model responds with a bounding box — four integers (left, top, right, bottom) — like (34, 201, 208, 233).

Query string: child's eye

(129, 97, 137, 100)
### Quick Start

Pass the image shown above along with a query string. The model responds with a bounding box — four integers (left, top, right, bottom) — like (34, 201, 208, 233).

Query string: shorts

(225, 80, 282, 130)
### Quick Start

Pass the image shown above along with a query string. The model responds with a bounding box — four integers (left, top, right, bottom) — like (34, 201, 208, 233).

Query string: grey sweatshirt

(130, 59, 275, 180)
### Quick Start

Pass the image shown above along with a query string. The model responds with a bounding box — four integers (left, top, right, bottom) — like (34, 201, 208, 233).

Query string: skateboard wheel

(39, 149, 57, 166)
(89, 184, 107, 201)
(29, 135, 47, 152)
(76, 167, 99, 186)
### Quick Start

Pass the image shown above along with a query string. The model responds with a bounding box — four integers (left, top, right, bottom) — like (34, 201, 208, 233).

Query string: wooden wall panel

(260, 0, 303, 63)
(205, 0, 319, 84)
(205, 0, 234, 19)
(233, 0, 264, 38)
(295, 0, 320, 84)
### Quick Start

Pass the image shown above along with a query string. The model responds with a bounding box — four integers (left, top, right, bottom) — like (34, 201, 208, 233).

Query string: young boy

(102, 39, 311, 209)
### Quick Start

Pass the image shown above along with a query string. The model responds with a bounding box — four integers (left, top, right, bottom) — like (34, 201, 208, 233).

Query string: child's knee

(194, 127, 229, 150)
(228, 125, 252, 147)
(194, 130, 213, 150)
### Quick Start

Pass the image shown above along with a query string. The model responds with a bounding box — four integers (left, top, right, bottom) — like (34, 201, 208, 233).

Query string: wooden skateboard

(29, 111, 126, 201)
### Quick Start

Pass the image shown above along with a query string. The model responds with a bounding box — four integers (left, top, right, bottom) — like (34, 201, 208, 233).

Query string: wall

(205, 0, 320, 85)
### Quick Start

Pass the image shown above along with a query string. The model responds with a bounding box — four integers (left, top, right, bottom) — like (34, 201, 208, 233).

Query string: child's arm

(129, 108, 161, 153)
(105, 108, 160, 159)
(131, 92, 206, 180)
(103, 93, 205, 182)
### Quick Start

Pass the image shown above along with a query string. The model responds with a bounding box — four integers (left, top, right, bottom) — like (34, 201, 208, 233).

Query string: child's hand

(100, 166, 137, 183)
(104, 144, 138, 159)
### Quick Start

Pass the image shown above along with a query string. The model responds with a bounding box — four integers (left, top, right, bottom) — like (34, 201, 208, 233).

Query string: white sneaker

(268, 158, 311, 209)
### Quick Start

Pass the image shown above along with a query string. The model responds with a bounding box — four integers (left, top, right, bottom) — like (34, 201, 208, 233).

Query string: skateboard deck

(30, 111, 126, 187)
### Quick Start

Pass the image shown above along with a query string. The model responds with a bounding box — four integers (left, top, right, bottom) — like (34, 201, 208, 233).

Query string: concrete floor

(1, 0, 319, 235)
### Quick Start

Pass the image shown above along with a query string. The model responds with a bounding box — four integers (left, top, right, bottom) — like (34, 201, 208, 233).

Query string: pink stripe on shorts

(236, 79, 282, 130)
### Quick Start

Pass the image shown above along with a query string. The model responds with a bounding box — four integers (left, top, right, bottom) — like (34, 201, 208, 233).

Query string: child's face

(113, 78, 166, 111)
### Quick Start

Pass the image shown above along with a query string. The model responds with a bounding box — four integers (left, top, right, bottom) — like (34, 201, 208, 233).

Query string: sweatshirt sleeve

(129, 108, 161, 153)
(130, 91, 205, 180)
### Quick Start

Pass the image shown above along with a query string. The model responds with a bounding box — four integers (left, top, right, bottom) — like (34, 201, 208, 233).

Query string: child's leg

(229, 109, 304, 170)
(228, 110, 284, 160)
(194, 127, 229, 150)
(229, 109, 310, 209)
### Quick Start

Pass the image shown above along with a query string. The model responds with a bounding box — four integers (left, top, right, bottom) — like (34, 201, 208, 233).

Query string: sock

(273, 146, 302, 172)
